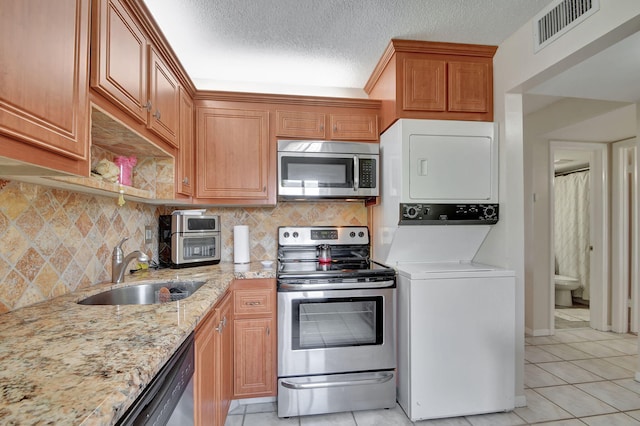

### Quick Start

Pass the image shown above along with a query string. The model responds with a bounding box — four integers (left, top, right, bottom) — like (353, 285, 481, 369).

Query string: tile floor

(555, 307, 591, 330)
(225, 328, 640, 425)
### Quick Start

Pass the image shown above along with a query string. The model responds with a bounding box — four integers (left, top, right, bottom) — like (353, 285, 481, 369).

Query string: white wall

(484, 0, 640, 407)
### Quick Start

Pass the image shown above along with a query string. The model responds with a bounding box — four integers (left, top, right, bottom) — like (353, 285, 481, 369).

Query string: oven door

(278, 287, 395, 377)
(172, 232, 220, 265)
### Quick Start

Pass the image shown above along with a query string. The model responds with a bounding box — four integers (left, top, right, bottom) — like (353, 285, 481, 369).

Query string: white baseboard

(514, 395, 527, 408)
(524, 327, 552, 337)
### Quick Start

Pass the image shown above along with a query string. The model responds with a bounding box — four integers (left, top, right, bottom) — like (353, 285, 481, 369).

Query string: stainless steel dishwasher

(116, 332, 195, 426)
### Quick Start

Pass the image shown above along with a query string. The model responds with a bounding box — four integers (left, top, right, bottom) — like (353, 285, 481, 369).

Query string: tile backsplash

(0, 180, 367, 313)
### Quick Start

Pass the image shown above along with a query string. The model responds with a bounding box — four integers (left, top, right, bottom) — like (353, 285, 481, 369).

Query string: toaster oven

(159, 214, 221, 268)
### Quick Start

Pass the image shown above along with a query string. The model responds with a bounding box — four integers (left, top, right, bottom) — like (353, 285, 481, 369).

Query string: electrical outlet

(145, 226, 152, 244)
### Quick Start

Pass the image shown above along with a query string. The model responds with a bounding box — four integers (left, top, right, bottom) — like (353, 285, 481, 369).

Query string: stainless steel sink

(78, 281, 207, 305)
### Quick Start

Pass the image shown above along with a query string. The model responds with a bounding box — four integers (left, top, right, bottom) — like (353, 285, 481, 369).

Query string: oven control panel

(399, 203, 499, 225)
(279, 226, 369, 245)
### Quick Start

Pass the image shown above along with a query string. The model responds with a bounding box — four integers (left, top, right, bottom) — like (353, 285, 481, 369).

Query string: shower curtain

(554, 170, 590, 300)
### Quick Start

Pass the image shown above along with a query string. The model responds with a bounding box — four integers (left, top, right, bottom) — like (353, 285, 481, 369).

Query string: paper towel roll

(233, 225, 250, 264)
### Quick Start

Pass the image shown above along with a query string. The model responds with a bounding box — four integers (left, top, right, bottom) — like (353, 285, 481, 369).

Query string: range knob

(350, 231, 356, 238)
(283, 232, 290, 238)
(292, 231, 299, 238)
(358, 231, 365, 238)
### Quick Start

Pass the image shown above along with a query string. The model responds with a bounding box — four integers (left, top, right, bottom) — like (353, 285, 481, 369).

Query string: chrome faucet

(112, 237, 150, 283)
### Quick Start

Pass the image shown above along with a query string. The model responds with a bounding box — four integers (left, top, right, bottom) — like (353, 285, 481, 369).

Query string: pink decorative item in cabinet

(114, 156, 137, 186)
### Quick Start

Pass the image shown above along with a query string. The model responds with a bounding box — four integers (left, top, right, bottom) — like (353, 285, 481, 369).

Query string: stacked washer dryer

(372, 119, 516, 422)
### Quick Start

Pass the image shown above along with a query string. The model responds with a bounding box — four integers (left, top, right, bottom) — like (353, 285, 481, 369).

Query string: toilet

(555, 275, 581, 307)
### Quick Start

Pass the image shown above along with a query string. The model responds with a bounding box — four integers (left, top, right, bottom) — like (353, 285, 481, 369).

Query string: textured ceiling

(143, 0, 553, 97)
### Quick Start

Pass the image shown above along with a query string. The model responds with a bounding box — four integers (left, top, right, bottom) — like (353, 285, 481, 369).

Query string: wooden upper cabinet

(276, 109, 378, 141)
(148, 46, 179, 147)
(91, 0, 180, 147)
(448, 61, 489, 113)
(403, 57, 446, 111)
(0, 0, 90, 172)
(365, 39, 497, 129)
(177, 87, 194, 196)
(195, 107, 271, 202)
(329, 113, 378, 140)
(92, 0, 148, 123)
(276, 110, 325, 139)
(400, 53, 492, 116)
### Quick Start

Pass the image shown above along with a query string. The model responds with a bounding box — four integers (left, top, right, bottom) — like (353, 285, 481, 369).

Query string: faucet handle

(113, 237, 129, 257)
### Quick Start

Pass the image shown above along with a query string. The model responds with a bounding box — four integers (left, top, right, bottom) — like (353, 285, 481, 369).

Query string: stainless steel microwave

(277, 140, 379, 199)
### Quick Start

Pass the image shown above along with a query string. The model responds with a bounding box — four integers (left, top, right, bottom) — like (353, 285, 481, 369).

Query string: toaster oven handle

(280, 372, 393, 390)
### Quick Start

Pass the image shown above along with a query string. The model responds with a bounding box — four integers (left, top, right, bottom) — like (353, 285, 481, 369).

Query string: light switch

(145, 226, 152, 244)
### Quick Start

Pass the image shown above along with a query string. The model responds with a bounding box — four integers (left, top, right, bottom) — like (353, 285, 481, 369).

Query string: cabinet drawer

(234, 289, 273, 316)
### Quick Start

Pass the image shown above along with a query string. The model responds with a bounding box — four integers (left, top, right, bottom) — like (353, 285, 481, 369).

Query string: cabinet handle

(215, 316, 227, 333)
(153, 110, 161, 120)
(182, 177, 189, 185)
(246, 301, 261, 306)
(144, 100, 152, 111)
(267, 326, 270, 336)
(333, 124, 337, 132)
(319, 124, 324, 131)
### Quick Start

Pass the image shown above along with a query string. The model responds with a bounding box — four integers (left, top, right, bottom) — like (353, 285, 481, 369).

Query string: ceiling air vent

(533, 0, 600, 52)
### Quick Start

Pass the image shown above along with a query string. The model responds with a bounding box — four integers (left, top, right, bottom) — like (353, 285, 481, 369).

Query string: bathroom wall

(0, 180, 367, 313)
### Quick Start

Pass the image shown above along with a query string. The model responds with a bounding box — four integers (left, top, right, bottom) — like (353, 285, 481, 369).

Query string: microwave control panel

(399, 203, 499, 225)
(358, 159, 377, 188)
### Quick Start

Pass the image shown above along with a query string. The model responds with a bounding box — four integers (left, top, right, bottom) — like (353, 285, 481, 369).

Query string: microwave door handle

(353, 155, 359, 191)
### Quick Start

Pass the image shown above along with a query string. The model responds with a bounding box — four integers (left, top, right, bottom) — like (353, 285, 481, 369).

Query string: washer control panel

(399, 203, 499, 225)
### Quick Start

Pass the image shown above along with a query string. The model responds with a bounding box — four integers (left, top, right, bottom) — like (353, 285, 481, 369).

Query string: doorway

(612, 139, 638, 333)
(549, 141, 609, 332)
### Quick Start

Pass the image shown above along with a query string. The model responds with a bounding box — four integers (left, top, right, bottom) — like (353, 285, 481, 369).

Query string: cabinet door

(148, 46, 179, 147)
(0, 0, 90, 163)
(196, 107, 270, 201)
(448, 61, 490, 113)
(218, 292, 234, 426)
(92, 0, 149, 124)
(275, 110, 325, 139)
(402, 57, 446, 112)
(329, 113, 378, 141)
(234, 318, 275, 397)
(194, 306, 219, 426)
(195, 290, 232, 426)
(177, 87, 194, 196)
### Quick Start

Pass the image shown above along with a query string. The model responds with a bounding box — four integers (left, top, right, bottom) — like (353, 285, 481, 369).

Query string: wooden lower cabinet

(194, 290, 233, 426)
(232, 279, 277, 398)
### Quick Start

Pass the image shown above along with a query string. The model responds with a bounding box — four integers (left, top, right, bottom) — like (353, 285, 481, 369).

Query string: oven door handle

(278, 279, 395, 291)
(280, 373, 393, 390)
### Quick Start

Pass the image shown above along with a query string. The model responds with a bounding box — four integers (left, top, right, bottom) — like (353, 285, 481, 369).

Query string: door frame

(549, 141, 609, 331)
(611, 138, 638, 332)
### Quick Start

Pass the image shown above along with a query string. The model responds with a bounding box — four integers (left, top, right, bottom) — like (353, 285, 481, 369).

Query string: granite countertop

(0, 261, 276, 425)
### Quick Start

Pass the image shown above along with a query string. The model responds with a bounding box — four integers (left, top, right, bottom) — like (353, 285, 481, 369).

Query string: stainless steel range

(276, 226, 397, 418)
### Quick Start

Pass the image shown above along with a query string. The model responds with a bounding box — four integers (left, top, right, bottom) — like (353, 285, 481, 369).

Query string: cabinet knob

(153, 110, 161, 120)
(144, 100, 152, 111)
(182, 177, 189, 185)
